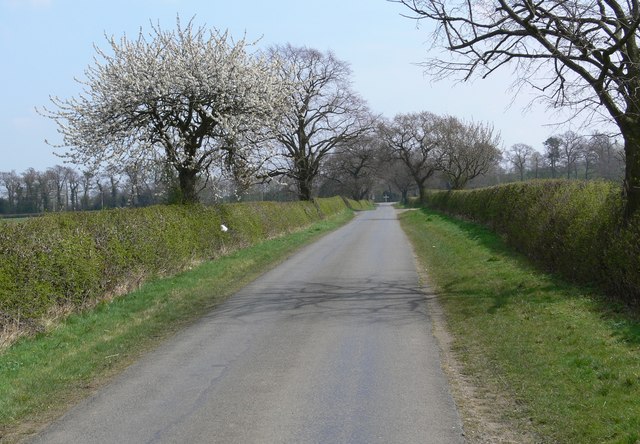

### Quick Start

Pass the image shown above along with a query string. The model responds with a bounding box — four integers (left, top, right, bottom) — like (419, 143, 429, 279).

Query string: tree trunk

(178, 168, 199, 204)
(418, 186, 427, 203)
(401, 189, 409, 205)
(297, 179, 313, 201)
(295, 161, 315, 201)
(622, 121, 640, 218)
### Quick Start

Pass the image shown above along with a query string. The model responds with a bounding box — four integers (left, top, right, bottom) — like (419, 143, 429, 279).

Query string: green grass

(0, 210, 354, 442)
(400, 208, 640, 444)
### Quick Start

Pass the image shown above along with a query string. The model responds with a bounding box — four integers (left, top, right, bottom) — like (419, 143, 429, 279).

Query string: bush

(423, 180, 640, 304)
(342, 197, 375, 211)
(0, 198, 354, 330)
(314, 196, 349, 216)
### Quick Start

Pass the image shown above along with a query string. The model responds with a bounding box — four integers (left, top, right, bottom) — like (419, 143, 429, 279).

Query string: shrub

(342, 197, 375, 211)
(0, 198, 352, 331)
(314, 196, 349, 216)
(423, 180, 639, 303)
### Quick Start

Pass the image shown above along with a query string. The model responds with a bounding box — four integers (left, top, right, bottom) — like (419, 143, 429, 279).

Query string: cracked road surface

(30, 203, 464, 443)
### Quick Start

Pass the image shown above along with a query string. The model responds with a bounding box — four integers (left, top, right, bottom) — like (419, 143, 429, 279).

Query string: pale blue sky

(1, 0, 588, 172)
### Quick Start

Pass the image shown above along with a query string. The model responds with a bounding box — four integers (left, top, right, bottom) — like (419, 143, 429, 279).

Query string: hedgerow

(342, 197, 375, 210)
(0, 198, 369, 333)
(422, 180, 640, 304)
(314, 196, 349, 216)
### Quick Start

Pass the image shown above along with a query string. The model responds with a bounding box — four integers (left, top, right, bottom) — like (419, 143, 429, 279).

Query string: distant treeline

(0, 165, 301, 216)
(0, 129, 627, 215)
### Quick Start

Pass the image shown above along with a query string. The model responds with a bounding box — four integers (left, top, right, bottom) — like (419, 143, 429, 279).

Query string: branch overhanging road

(30, 203, 464, 444)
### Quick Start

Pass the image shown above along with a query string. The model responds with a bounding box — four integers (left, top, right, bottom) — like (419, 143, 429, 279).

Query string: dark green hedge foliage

(0, 197, 368, 329)
(422, 180, 640, 304)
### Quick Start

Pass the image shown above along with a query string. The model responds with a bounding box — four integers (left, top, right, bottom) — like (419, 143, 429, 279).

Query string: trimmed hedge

(422, 180, 640, 304)
(342, 197, 375, 211)
(0, 197, 368, 330)
(313, 196, 349, 216)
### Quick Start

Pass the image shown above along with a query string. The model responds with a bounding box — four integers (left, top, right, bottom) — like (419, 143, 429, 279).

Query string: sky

(1, 0, 598, 173)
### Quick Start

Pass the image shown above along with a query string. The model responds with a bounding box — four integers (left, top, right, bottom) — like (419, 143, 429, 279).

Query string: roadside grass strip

(400, 208, 640, 444)
(0, 211, 354, 442)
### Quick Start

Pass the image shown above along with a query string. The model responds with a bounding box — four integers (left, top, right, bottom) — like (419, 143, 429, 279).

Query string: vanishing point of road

(31, 203, 464, 443)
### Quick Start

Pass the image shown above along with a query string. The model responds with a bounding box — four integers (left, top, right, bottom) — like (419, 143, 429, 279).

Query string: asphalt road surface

(31, 203, 464, 444)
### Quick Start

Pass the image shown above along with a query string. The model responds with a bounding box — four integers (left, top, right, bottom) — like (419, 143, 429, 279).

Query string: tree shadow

(205, 277, 438, 328)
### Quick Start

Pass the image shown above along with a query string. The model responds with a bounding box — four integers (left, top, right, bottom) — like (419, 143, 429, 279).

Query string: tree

(80, 171, 94, 210)
(558, 131, 584, 179)
(436, 117, 502, 189)
(21, 168, 41, 213)
(381, 111, 442, 201)
(0, 171, 21, 213)
(67, 168, 81, 210)
(42, 18, 288, 203)
(544, 136, 562, 178)
(322, 136, 381, 200)
(588, 132, 625, 181)
(270, 45, 373, 200)
(395, 0, 640, 216)
(508, 143, 534, 181)
(529, 151, 544, 179)
(384, 158, 418, 204)
(47, 165, 72, 211)
(580, 137, 600, 179)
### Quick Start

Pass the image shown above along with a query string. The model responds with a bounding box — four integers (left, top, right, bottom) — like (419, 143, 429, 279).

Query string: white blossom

(41, 17, 291, 202)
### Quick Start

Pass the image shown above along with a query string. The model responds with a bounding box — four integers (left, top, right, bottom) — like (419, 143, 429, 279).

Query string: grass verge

(0, 210, 354, 442)
(400, 208, 640, 444)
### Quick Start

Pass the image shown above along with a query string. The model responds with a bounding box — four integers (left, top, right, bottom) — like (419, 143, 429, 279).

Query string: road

(30, 203, 464, 444)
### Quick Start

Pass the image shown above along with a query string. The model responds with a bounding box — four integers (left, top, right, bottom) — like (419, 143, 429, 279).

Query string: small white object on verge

(221, 224, 228, 232)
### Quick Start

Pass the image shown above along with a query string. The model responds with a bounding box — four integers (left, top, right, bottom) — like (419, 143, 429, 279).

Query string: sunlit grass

(400, 208, 640, 444)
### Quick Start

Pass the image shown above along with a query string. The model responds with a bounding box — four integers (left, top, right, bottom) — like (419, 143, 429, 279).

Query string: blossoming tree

(42, 18, 289, 203)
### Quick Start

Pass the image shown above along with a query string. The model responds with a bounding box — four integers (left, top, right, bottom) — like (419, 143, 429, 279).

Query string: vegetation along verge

(400, 207, 640, 443)
(0, 204, 362, 442)
(422, 180, 640, 306)
(0, 196, 364, 345)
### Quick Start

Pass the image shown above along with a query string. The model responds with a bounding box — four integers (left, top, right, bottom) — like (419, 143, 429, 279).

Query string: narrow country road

(30, 203, 464, 444)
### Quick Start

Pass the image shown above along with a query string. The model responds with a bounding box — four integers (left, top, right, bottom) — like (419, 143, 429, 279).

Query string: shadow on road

(206, 279, 437, 327)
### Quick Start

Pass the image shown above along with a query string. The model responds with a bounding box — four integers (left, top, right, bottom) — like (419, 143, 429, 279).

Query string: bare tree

(80, 170, 94, 210)
(0, 171, 21, 213)
(47, 165, 70, 211)
(580, 137, 600, 179)
(42, 18, 289, 203)
(270, 45, 373, 200)
(323, 136, 381, 200)
(395, 0, 640, 216)
(587, 132, 625, 181)
(67, 168, 80, 210)
(558, 131, 584, 179)
(436, 117, 502, 189)
(385, 158, 418, 204)
(508, 143, 534, 181)
(381, 111, 443, 201)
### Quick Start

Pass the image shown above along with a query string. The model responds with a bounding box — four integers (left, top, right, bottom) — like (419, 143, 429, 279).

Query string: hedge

(422, 180, 640, 304)
(0, 197, 368, 332)
(342, 197, 375, 211)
